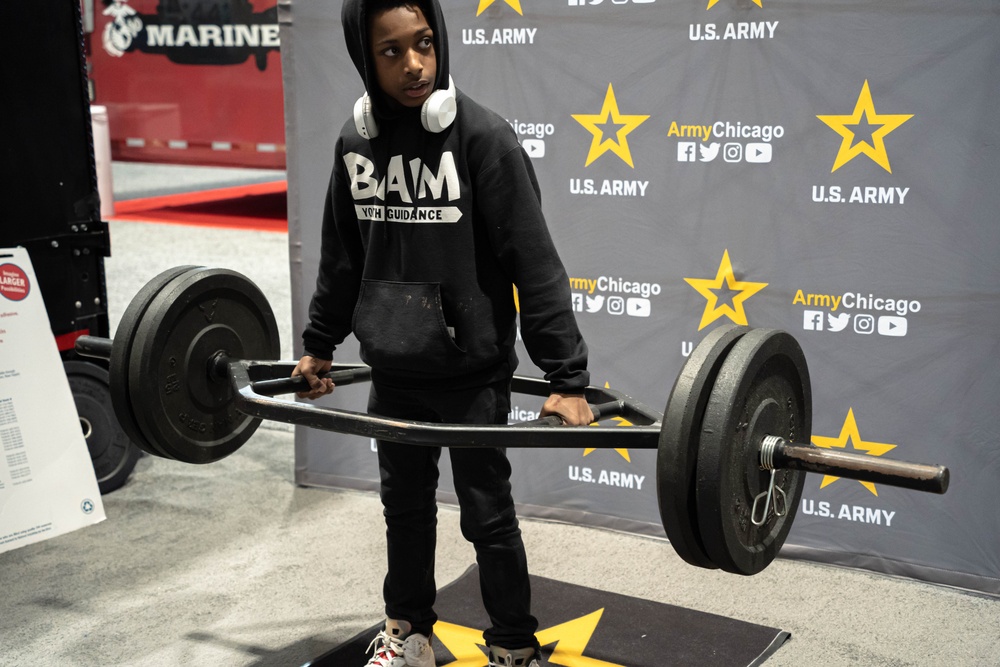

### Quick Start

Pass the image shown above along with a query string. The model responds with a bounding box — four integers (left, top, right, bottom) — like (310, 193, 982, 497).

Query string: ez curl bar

(75, 266, 949, 576)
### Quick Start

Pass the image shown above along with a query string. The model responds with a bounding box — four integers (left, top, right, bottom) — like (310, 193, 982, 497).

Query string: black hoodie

(302, 0, 589, 393)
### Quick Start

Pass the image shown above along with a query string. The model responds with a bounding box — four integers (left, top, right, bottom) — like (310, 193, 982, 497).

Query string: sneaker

(364, 619, 435, 667)
(488, 645, 540, 667)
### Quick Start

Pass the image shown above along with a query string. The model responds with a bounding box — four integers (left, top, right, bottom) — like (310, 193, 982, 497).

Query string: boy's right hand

(292, 355, 335, 399)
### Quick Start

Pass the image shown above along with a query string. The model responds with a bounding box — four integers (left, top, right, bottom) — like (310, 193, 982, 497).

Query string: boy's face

(369, 4, 438, 110)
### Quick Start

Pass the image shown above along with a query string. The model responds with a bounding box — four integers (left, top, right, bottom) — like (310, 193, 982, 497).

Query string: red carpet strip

(110, 181, 288, 233)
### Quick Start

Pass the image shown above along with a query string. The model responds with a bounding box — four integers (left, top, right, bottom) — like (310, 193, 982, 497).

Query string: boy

(293, 0, 593, 664)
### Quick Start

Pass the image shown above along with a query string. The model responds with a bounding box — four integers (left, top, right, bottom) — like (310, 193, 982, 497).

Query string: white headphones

(354, 76, 456, 139)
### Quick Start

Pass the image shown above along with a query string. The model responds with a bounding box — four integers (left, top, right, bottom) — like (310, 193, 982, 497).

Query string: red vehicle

(85, 0, 285, 169)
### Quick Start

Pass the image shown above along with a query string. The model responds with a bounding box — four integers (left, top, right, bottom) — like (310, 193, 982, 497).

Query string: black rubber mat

(308, 565, 789, 666)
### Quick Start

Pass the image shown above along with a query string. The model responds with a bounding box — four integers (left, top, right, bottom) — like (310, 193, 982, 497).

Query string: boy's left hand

(541, 393, 594, 426)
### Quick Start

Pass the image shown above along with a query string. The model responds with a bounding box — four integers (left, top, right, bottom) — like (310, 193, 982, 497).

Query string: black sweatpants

(368, 377, 539, 651)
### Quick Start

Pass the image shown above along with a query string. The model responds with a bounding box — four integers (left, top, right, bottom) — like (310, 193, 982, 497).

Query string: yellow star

(539, 609, 624, 666)
(584, 382, 631, 462)
(434, 621, 490, 667)
(477, 0, 522, 16)
(811, 408, 897, 496)
(816, 79, 913, 173)
(707, 0, 761, 8)
(683, 250, 767, 331)
(434, 610, 624, 667)
(571, 83, 649, 168)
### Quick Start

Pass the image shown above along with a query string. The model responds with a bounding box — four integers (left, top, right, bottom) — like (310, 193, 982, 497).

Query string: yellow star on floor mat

(434, 609, 624, 667)
(433, 622, 491, 666)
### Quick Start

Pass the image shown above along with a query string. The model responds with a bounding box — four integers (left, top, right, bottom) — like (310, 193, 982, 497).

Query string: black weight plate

(657, 323, 748, 570)
(696, 328, 811, 576)
(65, 361, 141, 494)
(109, 265, 200, 459)
(128, 268, 279, 464)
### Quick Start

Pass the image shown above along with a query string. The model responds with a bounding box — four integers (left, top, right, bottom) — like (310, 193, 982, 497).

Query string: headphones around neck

(353, 76, 456, 139)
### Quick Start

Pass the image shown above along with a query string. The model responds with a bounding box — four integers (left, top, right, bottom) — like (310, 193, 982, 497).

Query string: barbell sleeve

(75, 335, 113, 361)
(763, 436, 949, 494)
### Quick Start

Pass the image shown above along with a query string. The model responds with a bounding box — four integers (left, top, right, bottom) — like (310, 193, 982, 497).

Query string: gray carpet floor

(2, 164, 997, 667)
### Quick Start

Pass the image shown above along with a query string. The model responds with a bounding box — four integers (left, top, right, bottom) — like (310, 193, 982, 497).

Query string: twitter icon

(699, 142, 720, 162)
(827, 312, 850, 332)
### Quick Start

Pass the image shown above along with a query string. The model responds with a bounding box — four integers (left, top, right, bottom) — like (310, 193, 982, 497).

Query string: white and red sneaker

(364, 619, 434, 667)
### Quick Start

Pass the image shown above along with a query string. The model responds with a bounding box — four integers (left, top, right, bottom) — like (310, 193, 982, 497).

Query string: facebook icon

(803, 310, 824, 331)
(677, 142, 697, 162)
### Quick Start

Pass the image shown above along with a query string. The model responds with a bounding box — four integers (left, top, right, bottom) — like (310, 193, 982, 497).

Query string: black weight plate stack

(696, 328, 811, 576)
(128, 268, 280, 464)
(64, 361, 141, 494)
(109, 265, 200, 459)
(657, 323, 748, 569)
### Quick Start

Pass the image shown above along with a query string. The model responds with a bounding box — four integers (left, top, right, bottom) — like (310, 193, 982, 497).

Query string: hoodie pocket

(353, 280, 466, 375)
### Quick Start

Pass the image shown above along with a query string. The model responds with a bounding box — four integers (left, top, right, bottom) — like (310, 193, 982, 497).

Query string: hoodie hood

(341, 0, 451, 121)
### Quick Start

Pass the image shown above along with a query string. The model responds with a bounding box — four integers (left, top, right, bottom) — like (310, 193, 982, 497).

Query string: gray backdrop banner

(280, 0, 1000, 595)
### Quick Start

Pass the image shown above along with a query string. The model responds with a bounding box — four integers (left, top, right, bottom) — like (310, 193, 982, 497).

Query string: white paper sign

(0, 247, 105, 554)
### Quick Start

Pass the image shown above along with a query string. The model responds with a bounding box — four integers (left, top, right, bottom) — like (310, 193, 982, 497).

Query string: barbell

(75, 265, 949, 576)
